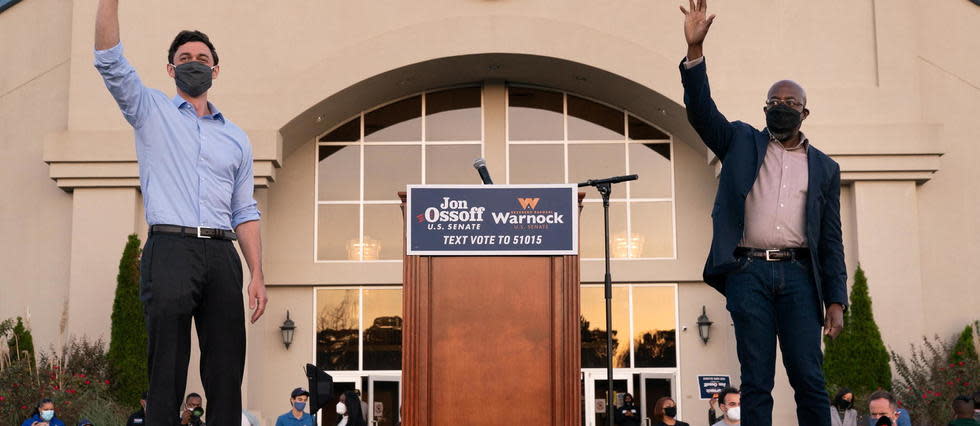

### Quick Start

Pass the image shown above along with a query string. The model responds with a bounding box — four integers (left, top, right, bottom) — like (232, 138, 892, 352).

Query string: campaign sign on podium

(406, 184, 578, 255)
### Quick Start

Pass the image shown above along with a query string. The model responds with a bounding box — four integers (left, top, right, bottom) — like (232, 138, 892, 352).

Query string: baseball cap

(291, 387, 310, 398)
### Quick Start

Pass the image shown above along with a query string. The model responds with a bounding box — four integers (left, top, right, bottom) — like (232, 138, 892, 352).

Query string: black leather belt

(735, 247, 809, 262)
(150, 224, 237, 241)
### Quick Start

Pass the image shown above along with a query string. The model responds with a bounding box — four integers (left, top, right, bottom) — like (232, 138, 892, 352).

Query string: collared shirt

(275, 411, 314, 426)
(740, 132, 809, 249)
(94, 43, 260, 230)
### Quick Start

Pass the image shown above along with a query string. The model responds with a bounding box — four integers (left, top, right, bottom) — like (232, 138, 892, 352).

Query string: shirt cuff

(94, 42, 124, 65)
(232, 208, 262, 230)
(683, 56, 705, 69)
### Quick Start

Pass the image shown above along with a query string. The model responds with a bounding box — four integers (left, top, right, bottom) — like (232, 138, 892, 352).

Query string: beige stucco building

(2, 0, 978, 424)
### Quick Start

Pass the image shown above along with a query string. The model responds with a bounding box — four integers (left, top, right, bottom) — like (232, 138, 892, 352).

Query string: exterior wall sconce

(697, 305, 713, 344)
(280, 310, 296, 350)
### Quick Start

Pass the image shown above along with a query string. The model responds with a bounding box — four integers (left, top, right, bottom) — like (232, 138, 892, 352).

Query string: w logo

(517, 198, 540, 209)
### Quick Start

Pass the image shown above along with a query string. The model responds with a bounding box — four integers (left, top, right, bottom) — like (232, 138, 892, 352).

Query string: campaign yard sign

(406, 184, 578, 255)
(697, 375, 731, 400)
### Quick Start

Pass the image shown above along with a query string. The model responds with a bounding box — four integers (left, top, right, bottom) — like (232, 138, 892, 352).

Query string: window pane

(365, 96, 422, 142)
(426, 87, 482, 141)
(580, 202, 627, 259)
(318, 146, 360, 201)
(568, 144, 626, 199)
(508, 144, 564, 184)
(629, 202, 674, 258)
(364, 145, 421, 200)
(317, 205, 359, 261)
(628, 143, 672, 199)
(567, 96, 624, 141)
(363, 289, 403, 370)
(628, 115, 669, 140)
(316, 289, 360, 371)
(580, 286, 629, 369)
(508, 87, 563, 141)
(632, 286, 677, 367)
(320, 117, 360, 142)
(363, 204, 404, 260)
(425, 144, 482, 185)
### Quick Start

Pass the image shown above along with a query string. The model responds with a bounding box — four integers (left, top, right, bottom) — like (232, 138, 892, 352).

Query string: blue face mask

(41, 410, 55, 421)
(293, 401, 307, 412)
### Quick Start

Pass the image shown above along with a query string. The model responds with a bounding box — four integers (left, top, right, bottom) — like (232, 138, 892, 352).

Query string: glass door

(582, 371, 632, 426)
(639, 372, 678, 424)
(367, 375, 401, 426)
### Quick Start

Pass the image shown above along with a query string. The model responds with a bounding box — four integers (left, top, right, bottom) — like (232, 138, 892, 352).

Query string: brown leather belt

(735, 247, 809, 262)
(150, 224, 237, 241)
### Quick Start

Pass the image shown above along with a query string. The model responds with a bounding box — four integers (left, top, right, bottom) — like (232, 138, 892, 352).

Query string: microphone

(473, 158, 494, 185)
(577, 174, 638, 187)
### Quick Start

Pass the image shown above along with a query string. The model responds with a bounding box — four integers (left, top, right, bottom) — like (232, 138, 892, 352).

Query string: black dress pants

(140, 233, 245, 426)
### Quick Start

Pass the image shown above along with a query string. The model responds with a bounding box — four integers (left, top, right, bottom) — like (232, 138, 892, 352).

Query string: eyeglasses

(765, 98, 804, 109)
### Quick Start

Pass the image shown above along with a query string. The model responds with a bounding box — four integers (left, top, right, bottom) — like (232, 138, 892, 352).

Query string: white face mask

(40, 410, 55, 421)
(725, 406, 741, 421)
(336, 401, 347, 415)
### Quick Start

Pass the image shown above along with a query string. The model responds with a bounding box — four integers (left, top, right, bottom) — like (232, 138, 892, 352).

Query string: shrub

(824, 266, 892, 398)
(0, 337, 129, 425)
(107, 234, 148, 408)
(891, 330, 980, 426)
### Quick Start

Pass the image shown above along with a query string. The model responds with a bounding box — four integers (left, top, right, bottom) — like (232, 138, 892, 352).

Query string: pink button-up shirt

(739, 134, 810, 249)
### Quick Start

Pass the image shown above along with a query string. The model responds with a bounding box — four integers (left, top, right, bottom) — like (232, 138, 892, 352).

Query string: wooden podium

(399, 192, 583, 425)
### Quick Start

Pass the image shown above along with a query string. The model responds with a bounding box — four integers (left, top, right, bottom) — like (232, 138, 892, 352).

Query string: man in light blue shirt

(94, 1, 268, 424)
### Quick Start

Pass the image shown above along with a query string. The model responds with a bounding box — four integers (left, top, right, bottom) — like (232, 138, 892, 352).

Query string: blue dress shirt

(94, 43, 260, 230)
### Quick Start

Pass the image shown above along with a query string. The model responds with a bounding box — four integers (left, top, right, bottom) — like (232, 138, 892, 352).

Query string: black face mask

(172, 62, 213, 97)
(765, 104, 802, 141)
(835, 398, 852, 410)
(664, 406, 677, 418)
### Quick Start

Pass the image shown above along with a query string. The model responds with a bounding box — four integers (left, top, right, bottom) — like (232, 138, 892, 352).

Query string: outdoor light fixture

(697, 305, 713, 344)
(280, 310, 296, 350)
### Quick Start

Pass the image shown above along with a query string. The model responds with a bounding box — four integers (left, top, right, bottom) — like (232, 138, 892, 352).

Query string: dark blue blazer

(680, 59, 848, 309)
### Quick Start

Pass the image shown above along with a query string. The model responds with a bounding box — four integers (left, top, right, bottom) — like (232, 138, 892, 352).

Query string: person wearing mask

(21, 398, 66, 426)
(614, 393, 641, 426)
(831, 388, 858, 426)
(652, 396, 689, 426)
(126, 392, 147, 426)
(711, 387, 741, 426)
(679, 1, 847, 424)
(950, 395, 980, 426)
(275, 388, 314, 426)
(867, 390, 911, 426)
(180, 393, 206, 426)
(337, 391, 366, 426)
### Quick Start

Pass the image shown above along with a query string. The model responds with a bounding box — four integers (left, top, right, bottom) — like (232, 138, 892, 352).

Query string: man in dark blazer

(678, 1, 847, 425)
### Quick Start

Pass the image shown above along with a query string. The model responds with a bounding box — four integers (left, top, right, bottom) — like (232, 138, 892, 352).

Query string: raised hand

(679, 0, 716, 59)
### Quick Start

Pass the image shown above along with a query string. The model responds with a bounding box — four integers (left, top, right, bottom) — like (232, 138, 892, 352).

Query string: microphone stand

(578, 174, 637, 426)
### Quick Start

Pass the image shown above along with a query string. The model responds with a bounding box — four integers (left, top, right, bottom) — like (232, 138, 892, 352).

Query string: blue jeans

(726, 256, 830, 426)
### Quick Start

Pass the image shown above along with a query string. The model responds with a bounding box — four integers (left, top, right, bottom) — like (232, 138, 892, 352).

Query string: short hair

(953, 395, 974, 417)
(168, 30, 219, 65)
(719, 387, 740, 405)
(186, 392, 202, 401)
(868, 390, 897, 409)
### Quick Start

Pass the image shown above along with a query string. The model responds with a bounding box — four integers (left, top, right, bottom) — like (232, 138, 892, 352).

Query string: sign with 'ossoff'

(406, 184, 578, 255)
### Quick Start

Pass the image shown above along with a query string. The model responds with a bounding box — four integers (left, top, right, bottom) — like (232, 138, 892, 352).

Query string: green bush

(949, 324, 979, 364)
(0, 338, 128, 425)
(823, 266, 892, 399)
(107, 234, 148, 409)
(891, 330, 980, 426)
(7, 317, 35, 365)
